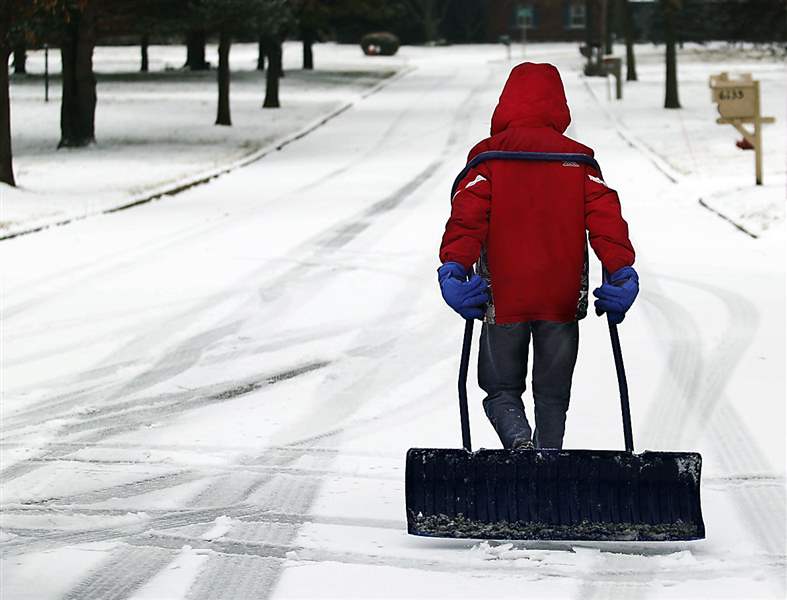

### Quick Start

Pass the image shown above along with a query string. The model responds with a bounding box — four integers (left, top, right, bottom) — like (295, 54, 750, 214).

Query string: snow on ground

(1, 42, 402, 237)
(582, 43, 785, 238)
(1, 43, 785, 599)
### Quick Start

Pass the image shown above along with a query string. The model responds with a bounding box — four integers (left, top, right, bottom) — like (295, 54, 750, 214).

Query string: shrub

(361, 32, 400, 56)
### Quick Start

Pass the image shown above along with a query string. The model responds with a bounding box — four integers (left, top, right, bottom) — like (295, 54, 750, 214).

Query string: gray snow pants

(478, 320, 579, 450)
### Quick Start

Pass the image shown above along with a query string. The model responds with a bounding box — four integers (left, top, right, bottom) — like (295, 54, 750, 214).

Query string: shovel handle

(457, 269, 634, 454)
(603, 269, 635, 453)
(458, 318, 474, 451)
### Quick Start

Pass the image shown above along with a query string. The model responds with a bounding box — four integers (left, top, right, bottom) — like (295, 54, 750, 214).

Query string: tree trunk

(604, 0, 614, 55)
(302, 26, 314, 70)
(663, 2, 680, 109)
(622, 0, 637, 81)
(273, 37, 284, 78)
(585, 0, 595, 47)
(263, 38, 281, 108)
(216, 30, 231, 126)
(12, 45, 26, 75)
(140, 34, 149, 72)
(185, 30, 209, 71)
(423, 0, 439, 42)
(0, 46, 15, 186)
(59, 4, 97, 148)
(257, 36, 266, 70)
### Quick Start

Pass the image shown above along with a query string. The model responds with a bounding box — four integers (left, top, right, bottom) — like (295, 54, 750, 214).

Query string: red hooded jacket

(439, 63, 635, 324)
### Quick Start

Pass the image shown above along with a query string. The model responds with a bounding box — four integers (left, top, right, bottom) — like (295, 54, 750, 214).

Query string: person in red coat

(437, 62, 638, 450)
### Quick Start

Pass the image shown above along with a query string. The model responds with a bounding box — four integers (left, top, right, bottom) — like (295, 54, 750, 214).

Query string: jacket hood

(490, 63, 571, 135)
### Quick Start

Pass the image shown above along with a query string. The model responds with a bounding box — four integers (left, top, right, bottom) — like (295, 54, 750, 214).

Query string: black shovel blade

(405, 448, 704, 541)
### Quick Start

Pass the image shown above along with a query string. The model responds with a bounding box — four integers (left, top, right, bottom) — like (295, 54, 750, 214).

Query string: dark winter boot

(482, 395, 532, 449)
(512, 438, 535, 450)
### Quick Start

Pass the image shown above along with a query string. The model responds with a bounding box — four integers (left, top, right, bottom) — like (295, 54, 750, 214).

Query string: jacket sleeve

(439, 165, 492, 270)
(584, 166, 635, 273)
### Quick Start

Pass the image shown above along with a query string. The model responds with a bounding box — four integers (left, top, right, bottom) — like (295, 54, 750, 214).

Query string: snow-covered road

(2, 45, 785, 599)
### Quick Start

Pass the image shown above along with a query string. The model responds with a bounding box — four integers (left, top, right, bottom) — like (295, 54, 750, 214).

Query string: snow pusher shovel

(405, 151, 705, 542)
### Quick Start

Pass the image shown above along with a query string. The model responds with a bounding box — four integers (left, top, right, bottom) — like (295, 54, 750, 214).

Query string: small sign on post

(709, 72, 775, 185)
(499, 35, 511, 61)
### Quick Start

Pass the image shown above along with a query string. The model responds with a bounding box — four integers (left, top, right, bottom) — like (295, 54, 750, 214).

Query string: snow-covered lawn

(1, 43, 784, 599)
(582, 43, 785, 237)
(2, 42, 403, 237)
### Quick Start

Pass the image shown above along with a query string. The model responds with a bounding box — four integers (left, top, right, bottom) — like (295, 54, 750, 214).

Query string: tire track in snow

(577, 280, 782, 599)
(4, 111, 446, 449)
(177, 65, 497, 600)
(3, 318, 354, 435)
(644, 276, 784, 558)
(5, 67, 426, 423)
(1, 507, 404, 553)
(5, 64, 458, 446)
(0, 360, 330, 484)
(185, 555, 282, 600)
(3, 294, 246, 430)
(5, 61, 486, 483)
(0, 441, 384, 460)
(579, 278, 784, 600)
(8, 63, 496, 599)
(574, 75, 784, 600)
(2, 216, 230, 320)
(123, 530, 786, 584)
(60, 546, 175, 600)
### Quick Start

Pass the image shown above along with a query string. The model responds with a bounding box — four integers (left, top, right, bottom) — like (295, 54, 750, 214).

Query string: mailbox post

(603, 55, 622, 100)
(709, 72, 775, 185)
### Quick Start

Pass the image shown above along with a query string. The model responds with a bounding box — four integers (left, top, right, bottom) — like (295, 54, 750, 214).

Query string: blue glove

(437, 261, 466, 284)
(437, 262, 489, 320)
(593, 266, 639, 325)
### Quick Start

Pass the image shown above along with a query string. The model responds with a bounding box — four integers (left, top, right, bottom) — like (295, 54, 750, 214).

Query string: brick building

(486, 0, 604, 43)
(482, 0, 786, 45)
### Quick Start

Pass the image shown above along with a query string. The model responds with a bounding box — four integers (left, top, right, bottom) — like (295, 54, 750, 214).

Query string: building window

(567, 2, 586, 29)
(516, 5, 536, 30)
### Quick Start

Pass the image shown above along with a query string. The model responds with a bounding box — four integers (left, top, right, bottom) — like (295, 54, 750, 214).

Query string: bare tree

(1, 0, 67, 185)
(12, 44, 26, 73)
(262, 34, 282, 107)
(620, 0, 637, 81)
(604, 0, 614, 55)
(257, 34, 266, 70)
(0, 42, 13, 185)
(185, 29, 209, 70)
(216, 28, 231, 124)
(401, 0, 452, 43)
(260, 0, 290, 108)
(140, 33, 148, 71)
(295, 0, 323, 69)
(59, 1, 97, 147)
(663, 0, 680, 109)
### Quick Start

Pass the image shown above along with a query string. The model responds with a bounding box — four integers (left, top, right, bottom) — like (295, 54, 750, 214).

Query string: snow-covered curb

(581, 73, 783, 239)
(699, 183, 785, 238)
(1, 65, 415, 242)
(581, 77, 684, 185)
